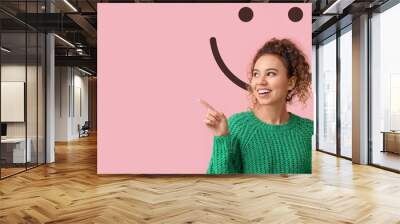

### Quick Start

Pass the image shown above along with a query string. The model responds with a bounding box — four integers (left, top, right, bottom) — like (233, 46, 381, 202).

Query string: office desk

(1, 138, 32, 163)
(381, 131, 400, 154)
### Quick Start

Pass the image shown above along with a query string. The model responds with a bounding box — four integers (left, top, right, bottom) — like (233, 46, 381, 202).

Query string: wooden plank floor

(1, 134, 400, 224)
(0, 167, 26, 178)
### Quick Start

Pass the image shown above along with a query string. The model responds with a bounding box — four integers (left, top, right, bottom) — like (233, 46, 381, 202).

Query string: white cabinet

(1, 138, 32, 163)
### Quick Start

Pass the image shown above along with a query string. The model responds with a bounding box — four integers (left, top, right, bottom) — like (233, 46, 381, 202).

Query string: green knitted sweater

(207, 111, 313, 174)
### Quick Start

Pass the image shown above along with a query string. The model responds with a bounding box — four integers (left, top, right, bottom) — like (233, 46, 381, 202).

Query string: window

(317, 35, 337, 154)
(370, 3, 400, 171)
(339, 27, 352, 158)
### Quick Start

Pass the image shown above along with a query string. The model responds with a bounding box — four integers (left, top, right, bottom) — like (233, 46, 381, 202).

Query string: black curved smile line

(210, 37, 249, 91)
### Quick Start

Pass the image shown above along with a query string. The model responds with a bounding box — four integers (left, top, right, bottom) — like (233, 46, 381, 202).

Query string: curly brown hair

(247, 38, 311, 107)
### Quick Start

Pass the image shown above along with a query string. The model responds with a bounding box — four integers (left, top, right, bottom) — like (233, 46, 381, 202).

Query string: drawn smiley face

(209, 6, 304, 91)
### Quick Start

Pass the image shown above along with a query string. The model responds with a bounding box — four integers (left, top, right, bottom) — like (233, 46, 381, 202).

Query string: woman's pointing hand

(199, 99, 229, 136)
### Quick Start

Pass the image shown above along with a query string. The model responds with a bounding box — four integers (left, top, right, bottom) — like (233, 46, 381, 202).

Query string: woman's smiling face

(250, 54, 296, 107)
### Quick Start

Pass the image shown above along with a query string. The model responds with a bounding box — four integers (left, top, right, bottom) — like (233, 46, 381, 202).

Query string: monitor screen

(1, 123, 7, 137)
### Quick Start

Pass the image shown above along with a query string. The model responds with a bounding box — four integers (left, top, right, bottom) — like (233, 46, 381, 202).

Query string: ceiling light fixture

(78, 67, 93, 76)
(323, 0, 355, 15)
(63, 0, 78, 12)
(54, 34, 75, 48)
(1, 47, 11, 53)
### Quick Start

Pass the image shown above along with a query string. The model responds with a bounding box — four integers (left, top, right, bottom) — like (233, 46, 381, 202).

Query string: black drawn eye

(288, 7, 303, 22)
(239, 7, 253, 22)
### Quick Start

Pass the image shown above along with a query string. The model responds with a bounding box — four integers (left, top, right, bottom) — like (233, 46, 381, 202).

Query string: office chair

(79, 121, 90, 138)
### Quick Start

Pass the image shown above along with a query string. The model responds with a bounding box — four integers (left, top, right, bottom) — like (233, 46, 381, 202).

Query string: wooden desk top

(1, 138, 31, 143)
(380, 131, 400, 134)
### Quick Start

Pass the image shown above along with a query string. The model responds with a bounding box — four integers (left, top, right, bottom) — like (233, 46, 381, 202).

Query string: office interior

(0, 0, 400, 222)
(0, 0, 97, 179)
(0, 0, 396, 179)
(313, 0, 400, 172)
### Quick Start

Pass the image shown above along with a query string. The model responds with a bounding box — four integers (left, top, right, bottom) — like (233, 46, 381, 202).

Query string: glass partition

(27, 31, 38, 169)
(0, 31, 28, 177)
(0, 1, 46, 179)
(38, 32, 45, 165)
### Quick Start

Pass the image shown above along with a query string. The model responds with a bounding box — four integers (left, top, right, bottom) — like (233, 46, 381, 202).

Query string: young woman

(201, 38, 313, 174)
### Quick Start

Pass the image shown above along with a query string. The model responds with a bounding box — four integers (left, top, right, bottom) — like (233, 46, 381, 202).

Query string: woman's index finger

(199, 99, 217, 112)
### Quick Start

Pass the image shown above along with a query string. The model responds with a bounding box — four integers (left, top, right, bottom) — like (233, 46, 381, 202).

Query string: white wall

(55, 66, 69, 141)
(55, 67, 89, 141)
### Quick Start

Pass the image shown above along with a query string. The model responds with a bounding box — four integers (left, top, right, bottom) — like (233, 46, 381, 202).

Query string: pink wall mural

(98, 3, 312, 174)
